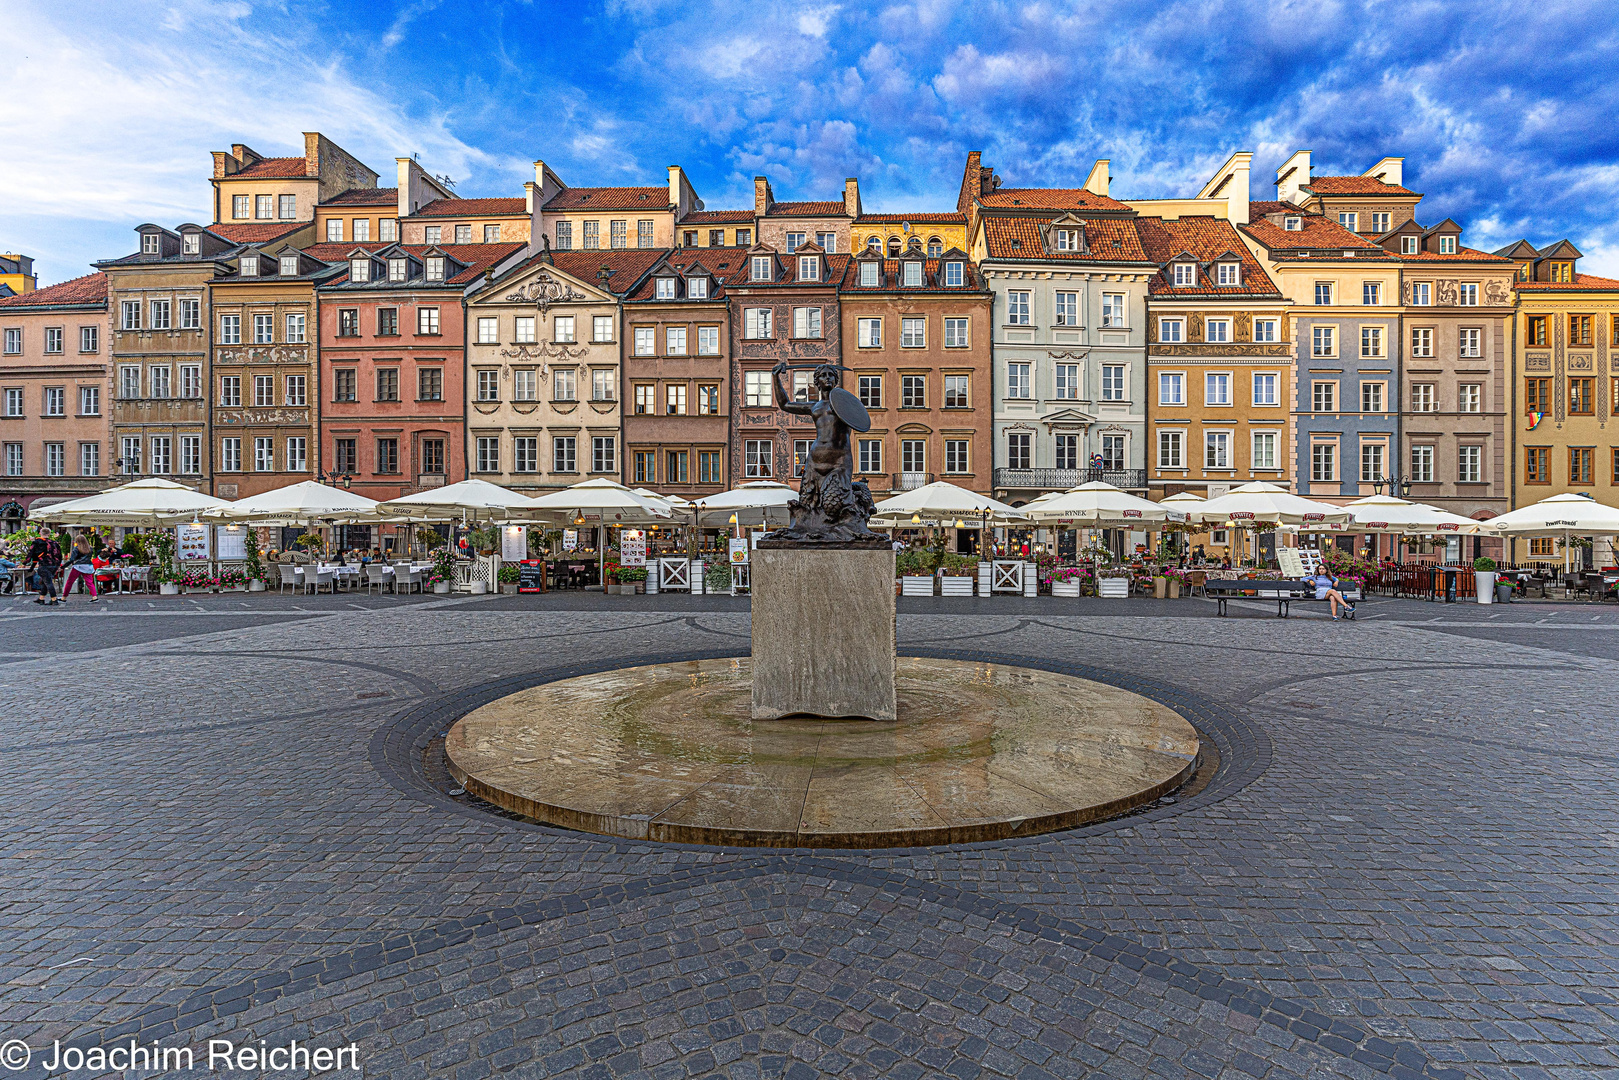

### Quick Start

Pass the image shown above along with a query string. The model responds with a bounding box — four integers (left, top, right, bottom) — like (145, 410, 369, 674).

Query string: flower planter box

(1167, 579, 1181, 598)
(500, 584, 519, 594)
(159, 583, 180, 596)
(1051, 580, 1082, 598)
(248, 580, 266, 592)
(1153, 575, 1168, 599)
(940, 576, 975, 597)
(432, 582, 451, 594)
(1096, 577, 1129, 599)
(901, 575, 936, 597)
(469, 581, 489, 595)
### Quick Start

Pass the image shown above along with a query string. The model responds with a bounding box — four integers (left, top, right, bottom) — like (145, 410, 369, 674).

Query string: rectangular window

(367, 308, 394, 337)
(219, 314, 240, 345)
(1357, 380, 1384, 413)
(607, 220, 627, 249)
(78, 385, 100, 416)
(376, 438, 399, 474)
(281, 312, 307, 344)
(859, 261, 879, 287)
(1007, 291, 1031, 325)
(1411, 383, 1435, 412)
(698, 384, 719, 414)
(1410, 327, 1433, 357)
(1157, 430, 1183, 469)
(1360, 326, 1383, 357)
(334, 309, 357, 337)
(1054, 435, 1078, 471)
(553, 436, 576, 473)
(666, 383, 688, 415)
(325, 369, 353, 403)
(1459, 327, 1481, 357)
(1362, 282, 1381, 306)
(697, 326, 719, 355)
(253, 313, 273, 344)
(80, 325, 99, 353)
(858, 439, 882, 473)
(1524, 446, 1548, 484)
(470, 369, 497, 403)
(1205, 373, 1231, 406)
(592, 315, 613, 343)
(793, 440, 811, 477)
(858, 375, 882, 408)
(1216, 262, 1240, 286)
(282, 436, 305, 473)
(944, 439, 968, 474)
(944, 375, 969, 409)
(1408, 444, 1433, 484)
(1205, 319, 1230, 344)
(1457, 384, 1480, 413)
(233, 195, 250, 219)
(555, 221, 573, 250)
(744, 308, 774, 340)
(326, 219, 344, 243)
(816, 231, 836, 252)
(215, 374, 240, 407)
(1411, 282, 1430, 305)
(3, 388, 21, 416)
(1458, 445, 1482, 483)
(1101, 293, 1126, 327)
(581, 221, 600, 249)
(1526, 315, 1548, 345)
(79, 441, 99, 476)
(1570, 377, 1594, 415)
(1458, 283, 1478, 306)
(406, 367, 438, 403)
(799, 256, 821, 282)
(745, 439, 773, 478)
(43, 387, 64, 416)
(1205, 431, 1229, 469)
(43, 442, 63, 477)
(1007, 363, 1031, 400)
(1006, 432, 1031, 470)
(901, 375, 925, 409)
(120, 300, 141, 331)
(1101, 365, 1125, 401)
(1055, 364, 1084, 400)
(1524, 378, 1549, 413)
(255, 195, 272, 219)
(118, 365, 140, 399)
(1613, 447, 1619, 484)
(253, 374, 274, 407)
(1158, 372, 1184, 405)
(1253, 318, 1277, 343)
(699, 450, 722, 484)
(375, 368, 399, 402)
(1252, 431, 1277, 470)
(1568, 314, 1597, 345)
(900, 317, 925, 348)
(1312, 381, 1336, 412)
(1339, 212, 1358, 232)
(1314, 282, 1333, 305)
(941, 317, 969, 348)
(510, 437, 536, 474)
(418, 307, 440, 335)
(1312, 325, 1334, 356)
(688, 277, 709, 299)
(148, 299, 171, 331)
(1159, 318, 1184, 343)
(633, 451, 657, 485)
(1311, 442, 1336, 482)
(633, 327, 655, 356)
(783, 232, 804, 253)
(744, 370, 771, 407)
(1360, 442, 1384, 483)
(634, 384, 655, 415)
(634, 220, 653, 248)
(149, 436, 172, 475)
(1054, 292, 1079, 325)
(666, 326, 688, 355)
(792, 307, 822, 338)
(1569, 447, 1593, 485)
(41, 327, 61, 354)
(468, 316, 495, 345)
(475, 436, 500, 473)
(214, 436, 237, 473)
(1252, 373, 1278, 406)
(1173, 263, 1196, 287)
(149, 366, 171, 399)
(120, 435, 141, 473)
(421, 439, 445, 474)
(667, 450, 690, 483)
(1370, 212, 1390, 233)
(945, 261, 963, 287)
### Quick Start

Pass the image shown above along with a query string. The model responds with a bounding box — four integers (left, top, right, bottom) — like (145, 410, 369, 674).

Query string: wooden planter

(939, 576, 975, 597)
(1051, 580, 1082, 598)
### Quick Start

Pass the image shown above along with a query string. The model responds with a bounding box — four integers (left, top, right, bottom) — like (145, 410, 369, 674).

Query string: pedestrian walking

(60, 532, 99, 603)
(26, 530, 63, 606)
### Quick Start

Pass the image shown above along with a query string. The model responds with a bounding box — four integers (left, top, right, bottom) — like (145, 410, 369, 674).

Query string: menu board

(215, 526, 247, 560)
(177, 523, 210, 561)
(518, 559, 546, 593)
(500, 525, 527, 562)
(728, 537, 750, 565)
(620, 535, 646, 567)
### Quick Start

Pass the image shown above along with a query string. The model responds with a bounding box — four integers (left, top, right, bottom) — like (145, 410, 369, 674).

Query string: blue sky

(6, 0, 1619, 286)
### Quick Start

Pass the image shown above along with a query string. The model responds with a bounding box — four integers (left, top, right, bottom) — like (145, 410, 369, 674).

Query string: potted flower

(150, 531, 181, 595)
(1162, 567, 1185, 599)
(217, 566, 248, 592)
(1472, 556, 1497, 605)
(616, 566, 648, 594)
(498, 564, 521, 594)
(704, 559, 731, 594)
(1095, 566, 1131, 599)
(428, 549, 457, 594)
(243, 527, 267, 591)
(939, 554, 977, 597)
(897, 550, 937, 596)
(181, 566, 218, 592)
(1049, 566, 1085, 598)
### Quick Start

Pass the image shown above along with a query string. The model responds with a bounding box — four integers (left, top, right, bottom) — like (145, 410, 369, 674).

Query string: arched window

(866, 235, 882, 251)
(887, 237, 901, 256)
(927, 237, 942, 256)
(908, 237, 924, 253)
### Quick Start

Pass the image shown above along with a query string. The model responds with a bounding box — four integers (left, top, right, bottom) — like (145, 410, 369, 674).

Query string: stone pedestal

(750, 545, 895, 721)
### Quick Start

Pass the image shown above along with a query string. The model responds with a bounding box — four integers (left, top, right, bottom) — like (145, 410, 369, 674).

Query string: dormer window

(688, 277, 708, 299)
(1400, 235, 1419, 254)
(1215, 262, 1240, 286)
(1438, 236, 1457, 254)
(945, 261, 963, 287)
(388, 258, 408, 283)
(1551, 261, 1573, 282)
(142, 234, 160, 255)
(1054, 228, 1079, 251)
(902, 261, 922, 287)
(349, 258, 371, 283)
(751, 255, 772, 282)
(425, 257, 445, 282)
(859, 261, 879, 287)
(1284, 216, 1302, 231)
(656, 276, 677, 299)
(182, 234, 200, 255)
(1172, 263, 1196, 287)
(279, 254, 299, 277)
(798, 256, 820, 282)
(239, 256, 258, 277)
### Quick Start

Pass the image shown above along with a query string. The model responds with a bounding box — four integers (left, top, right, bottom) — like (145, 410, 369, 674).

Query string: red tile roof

(725, 251, 853, 286)
(1515, 273, 1619, 290)
(322, 187, 398, 207)
(839, 257, 985, 294)
(1303, 176, 1417, 197)
(229, 157, 309, 179)
(854, 212, 967, 225)
(979, 188, 1132, 213)
(414, 197, 527, 218)
(209, 221, 309, 245)
(1395, 246, 1513, 263)
(320, 243, 526, 286)
(1242, 214, 1383, 251)
(544, 186, 668, 211)
(1248, 200, 1307, 219)
(546, 249, 669, 294)
(981, 217, 1150, 262)
(302, 242, 391, 263)
(764, 201, 846, 217)
(624, 250, 733, 302)
(1136, 217, 1281, 296)
(0, 271, 107, 308)
(682, 210, 754, 224)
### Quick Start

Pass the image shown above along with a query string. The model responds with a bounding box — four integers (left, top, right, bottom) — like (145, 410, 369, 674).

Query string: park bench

(1205, 579, 1308, 617)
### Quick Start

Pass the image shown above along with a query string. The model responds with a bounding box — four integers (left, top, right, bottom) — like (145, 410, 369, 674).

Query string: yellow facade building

(0, 253, 37, 297)
(212, 133, 379, 227)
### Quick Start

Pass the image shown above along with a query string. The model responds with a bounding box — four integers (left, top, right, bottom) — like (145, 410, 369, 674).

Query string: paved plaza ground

(0, 589, 1615, 1080)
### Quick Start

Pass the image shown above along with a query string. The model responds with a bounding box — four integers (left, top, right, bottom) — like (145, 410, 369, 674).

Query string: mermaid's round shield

(828, 387, 871, 432)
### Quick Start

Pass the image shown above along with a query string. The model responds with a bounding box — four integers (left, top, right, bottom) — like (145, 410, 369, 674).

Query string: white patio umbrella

(1483, 492, 1619, 574)
(29, 477, 229, 527)
(870, 481, 1027, 526)
(527, 477, 673, 524)
(1194, 482, 1352, 526)
(1160, 491, 1208, 513)
(693, 481, 797, 528)
(202, 480, 384, 526)
(377, 478, 545, 523)
(1022, 482, 1187, 526)
(1343, 494, 1482, 534)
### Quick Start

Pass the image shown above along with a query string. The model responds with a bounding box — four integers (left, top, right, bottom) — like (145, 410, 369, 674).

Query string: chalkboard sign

(518, 559, 546, 593)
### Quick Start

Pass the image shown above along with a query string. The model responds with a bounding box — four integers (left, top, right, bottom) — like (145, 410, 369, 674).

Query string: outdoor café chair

(396, 565, 422, 594)
(365, 565, 389, 595)
(306, 568, 334, 595)
(278, 564, 298, 595)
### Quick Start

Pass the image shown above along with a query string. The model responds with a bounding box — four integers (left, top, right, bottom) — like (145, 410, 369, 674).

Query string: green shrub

(1472, 556, 1497, 572)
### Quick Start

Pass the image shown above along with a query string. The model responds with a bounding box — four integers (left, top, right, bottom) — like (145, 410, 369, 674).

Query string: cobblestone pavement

(1, 592, 1615, 1080)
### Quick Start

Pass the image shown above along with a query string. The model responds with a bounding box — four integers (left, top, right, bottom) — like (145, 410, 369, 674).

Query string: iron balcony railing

(890, 471, 934, 491)
(994, 467, 1147, 491)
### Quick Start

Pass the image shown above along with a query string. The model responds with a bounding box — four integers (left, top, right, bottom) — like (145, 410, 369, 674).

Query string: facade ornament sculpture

(504, 271, 586, 315)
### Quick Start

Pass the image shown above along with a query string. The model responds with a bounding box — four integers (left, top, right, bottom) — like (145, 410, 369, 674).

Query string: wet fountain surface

(445, 656, 1201, 847)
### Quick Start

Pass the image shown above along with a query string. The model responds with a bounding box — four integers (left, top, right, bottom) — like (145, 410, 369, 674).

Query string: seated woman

(1313, 571, 1356, 619)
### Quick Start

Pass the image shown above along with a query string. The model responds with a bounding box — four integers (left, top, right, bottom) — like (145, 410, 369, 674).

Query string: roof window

(279, 254, 300, 276)
(1284, 216, 1302, 231)
(182, 234, 200, 255)
(656, 276, 676, 299)
(239, 255, 258, 277)
(349, 258, 371, 283)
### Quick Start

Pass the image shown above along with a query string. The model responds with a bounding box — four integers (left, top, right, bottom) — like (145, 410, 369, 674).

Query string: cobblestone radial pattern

(0, 594, 1615, 1080)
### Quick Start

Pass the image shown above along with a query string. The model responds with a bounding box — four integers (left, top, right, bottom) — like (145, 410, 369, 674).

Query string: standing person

(26, 530, 63, 606)
(60, 532, 99, 603)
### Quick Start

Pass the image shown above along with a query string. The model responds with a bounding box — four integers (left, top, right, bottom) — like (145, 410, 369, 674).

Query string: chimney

(957, 151, 983, 216)
(396, 158, 414, 219)
(303, 132, 321, 177)
(843, 178, 861, 218)
(1364, 156, 1404, 188)
(1197, 152, 1253, 224)
(1276, 150, 1312, 205)
(1083, 159, 1110, 197)
(754, 176, 772, 216)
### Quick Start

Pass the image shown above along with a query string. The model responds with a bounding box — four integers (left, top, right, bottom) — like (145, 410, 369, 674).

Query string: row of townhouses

(2, 133, 1615, 555)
